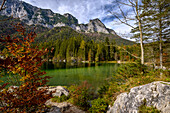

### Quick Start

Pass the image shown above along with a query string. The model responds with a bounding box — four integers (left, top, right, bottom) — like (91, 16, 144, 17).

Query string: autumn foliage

(0, 24, 52, 112)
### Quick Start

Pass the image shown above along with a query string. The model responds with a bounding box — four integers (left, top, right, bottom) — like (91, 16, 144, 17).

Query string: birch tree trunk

(158, 3, 163, 69)
(136, 0, 144, 64)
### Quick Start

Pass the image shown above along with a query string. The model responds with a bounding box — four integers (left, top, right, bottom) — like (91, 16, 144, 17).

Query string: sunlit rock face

(87, 18, 109, 34)
(0, 0, 117, 35)
(107, 81, 170, 113)
(0, 0, 78, 27)
(72, 19, 117, 35)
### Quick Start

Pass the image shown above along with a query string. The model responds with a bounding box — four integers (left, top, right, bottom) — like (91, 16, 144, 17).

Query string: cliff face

(0, 0, 78, 28)
(73, 19, 117, 35)
(0, 0, 117, 35)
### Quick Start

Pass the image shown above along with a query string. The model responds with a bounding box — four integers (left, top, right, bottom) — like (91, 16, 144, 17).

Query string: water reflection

(42, 62, 119, 90)
(41, 62, 102, 70)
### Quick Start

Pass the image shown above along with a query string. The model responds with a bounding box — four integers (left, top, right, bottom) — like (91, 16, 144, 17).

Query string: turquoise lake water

(42, 62, 119, 89)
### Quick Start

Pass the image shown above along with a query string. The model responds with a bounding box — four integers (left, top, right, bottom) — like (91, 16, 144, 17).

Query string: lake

(42, 62, 119, 90)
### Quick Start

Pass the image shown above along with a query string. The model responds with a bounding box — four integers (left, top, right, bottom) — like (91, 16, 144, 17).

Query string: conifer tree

(132, 0, 169, 68)
(105, 37, 110, 61)
(78, 40, 86, 61)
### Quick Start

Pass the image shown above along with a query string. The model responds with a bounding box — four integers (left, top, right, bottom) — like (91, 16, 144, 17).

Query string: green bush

(97, 84, 109, 98)
(51, 95, 69, 103)
(115, 62, 148, 79)
(89, 98, 108, 113)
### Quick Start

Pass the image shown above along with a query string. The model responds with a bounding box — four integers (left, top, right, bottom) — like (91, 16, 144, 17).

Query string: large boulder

(107, 81, 170, 113)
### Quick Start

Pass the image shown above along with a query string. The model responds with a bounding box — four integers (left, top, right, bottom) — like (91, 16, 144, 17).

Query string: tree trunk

(139, 23, 144, 64)
(136, 0, 144, 64)
(159, 4, 163, 69)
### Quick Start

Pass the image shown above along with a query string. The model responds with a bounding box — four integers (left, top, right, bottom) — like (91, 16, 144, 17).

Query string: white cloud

(22, 0, 114, 24)
(104, 20, 136, 41)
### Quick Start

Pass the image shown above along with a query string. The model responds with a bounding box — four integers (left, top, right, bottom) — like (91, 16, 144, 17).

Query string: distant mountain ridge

(0, 0, 116, 35)
(0, 0, 78, 27)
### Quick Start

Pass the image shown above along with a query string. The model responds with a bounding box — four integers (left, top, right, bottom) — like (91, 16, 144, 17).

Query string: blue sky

(22, 0, 134, 36)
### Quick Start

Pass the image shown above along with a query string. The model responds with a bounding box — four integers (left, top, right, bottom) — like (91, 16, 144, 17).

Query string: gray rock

(71, 18, 116, 35)
(39, 86, 69, 97)
(45, 100, 86, 113)
(48, 86, 69, 97)
(45, 106, 61, 113)
(87, 18, 109, 34)
(7, 86, 19, 93)
(107, 81, 170, 113)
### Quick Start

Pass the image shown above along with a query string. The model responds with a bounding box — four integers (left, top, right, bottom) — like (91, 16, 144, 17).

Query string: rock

(46, 100, 70, 112)
(87, 18, 109, 34)
(39, 86, 69, 97)
(45, 106, 61, 113)
(49, 86, 69, 97)
(7, 86, 19, 93)
(71, 18, 116, 35)
(46, 99, 86, 113)
(63, 13, 78, 25)
(107, 81, 170, 113)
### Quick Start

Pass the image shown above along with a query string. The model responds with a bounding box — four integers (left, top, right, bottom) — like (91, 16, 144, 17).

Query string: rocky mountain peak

(0, 0, 117, 35)
(63, 13, 78, 25)
(63, 13, 73, 18)
(88, 18, 108, 33)
(0, 0, 78, 28)
(90, 18, 102, 23)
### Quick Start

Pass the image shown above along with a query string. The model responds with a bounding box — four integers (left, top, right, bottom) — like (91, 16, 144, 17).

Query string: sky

(22, 0, 134, 38)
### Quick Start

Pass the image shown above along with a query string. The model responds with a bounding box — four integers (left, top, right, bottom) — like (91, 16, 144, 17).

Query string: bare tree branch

(116, 1, 133, 6)
(111, 12, 135, 29)
(0, 0, 6, 11)
(128, 0, 136, 7)
(118, 4, 127, 23)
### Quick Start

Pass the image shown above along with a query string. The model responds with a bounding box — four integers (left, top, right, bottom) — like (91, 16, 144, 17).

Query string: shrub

(70, 81, 94, 111)
(0, 24, 52, 112)
(89, 98, 108, 113)
(51, 95, 69, 103)
(97, 84, 109, 98)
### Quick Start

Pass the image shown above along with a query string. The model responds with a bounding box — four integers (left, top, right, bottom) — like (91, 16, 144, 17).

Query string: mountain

(71, 18, 117, 35)
(36, 26, 135, 45)
(0, 15, 49, 36)
(0, 14, 134, 45)
(0, 0, 135, 46)
(0, 0, 116, 35)
(0, 0, 78, 28)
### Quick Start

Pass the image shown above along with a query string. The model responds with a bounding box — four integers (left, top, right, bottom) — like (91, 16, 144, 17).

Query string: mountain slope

(36, 26, 135, 45)
(0, 15, 49, 36)
(0, 0, 117, 35)
(0, 0, 78, 28)
(0, 0, 134, 45)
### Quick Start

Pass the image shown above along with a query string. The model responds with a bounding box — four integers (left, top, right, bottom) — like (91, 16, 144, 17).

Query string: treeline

(37, 37, 139, 62)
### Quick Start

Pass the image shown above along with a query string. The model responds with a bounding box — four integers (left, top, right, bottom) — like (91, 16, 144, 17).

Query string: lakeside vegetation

(50, 62, 170, 112)
(0, 0, 170, 112)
